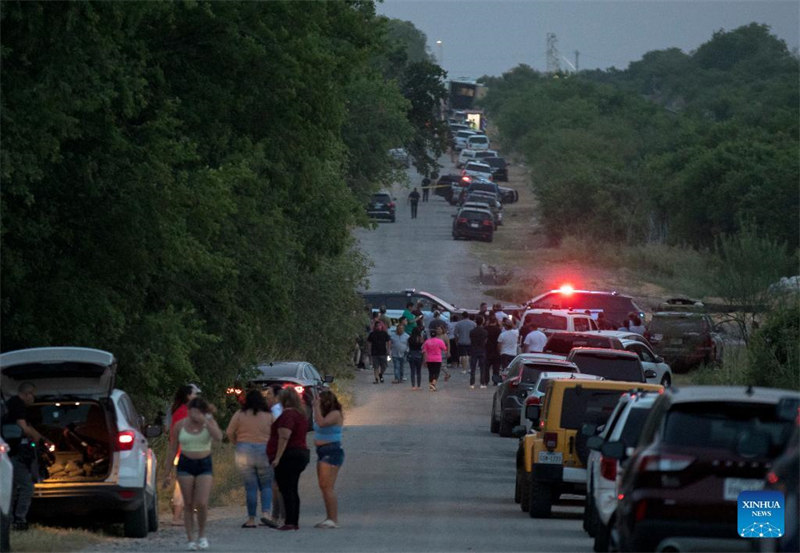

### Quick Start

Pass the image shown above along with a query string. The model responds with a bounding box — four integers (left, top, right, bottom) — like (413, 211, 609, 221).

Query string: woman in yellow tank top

(165, 397, 222, 551)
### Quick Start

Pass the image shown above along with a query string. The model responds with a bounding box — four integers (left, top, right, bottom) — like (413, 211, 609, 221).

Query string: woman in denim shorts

(312, 391, 344, 529)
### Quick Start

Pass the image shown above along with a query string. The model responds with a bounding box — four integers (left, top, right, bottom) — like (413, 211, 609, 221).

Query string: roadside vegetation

(1, 2, 445, 414)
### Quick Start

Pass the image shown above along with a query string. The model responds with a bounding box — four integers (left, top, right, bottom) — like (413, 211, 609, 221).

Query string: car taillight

(293, 385, 305, 395)
(639, 453, 694, 472)
(0, 442, 8, 455)
(766, 471, 779, 485)
(525, 396, 540, 406)
(482, 220, 493, 226)
(388, 202, 395, 208)
(457, 217, 467, 223)
(118, 431, 136, 451)
(544, 432, 558, 451)
(461, 176, 471, 183)
(600, 456, 617, 480)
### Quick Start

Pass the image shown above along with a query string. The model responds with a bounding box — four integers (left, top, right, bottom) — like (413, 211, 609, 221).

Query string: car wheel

(123, 492, 149, 538)
(498, 417, 513, 438)
(583, 490, 595, 534)
(490, 406, 500, 433)
(528, 478, 553, 518)
(147, 488, 158, 532)
(594, 517, 611, 552)
(660, 374, 671, 387)
(519, 471, 530, 512)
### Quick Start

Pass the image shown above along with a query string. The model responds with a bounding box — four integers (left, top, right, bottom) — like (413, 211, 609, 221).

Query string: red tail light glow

(767, 471, 779, 485)
(635, 500, 648, 522)
(293, 385, 305, 395)
(482, 220, 493, 226)
(600, 456, 617, 480)
(525, 396, 540, 406)
(544, 432, 558, 450)
(457, 217, 467, 223)
(617, 493, 625, 501)
(118, 431, 136, 451)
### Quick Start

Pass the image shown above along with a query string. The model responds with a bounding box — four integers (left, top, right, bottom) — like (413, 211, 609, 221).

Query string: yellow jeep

(514, 378, 663, 517)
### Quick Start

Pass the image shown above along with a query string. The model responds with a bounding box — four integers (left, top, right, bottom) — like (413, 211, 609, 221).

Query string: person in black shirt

(485, 317, 503, 385)
(367, 321, 391, 384)
(469, 316, 490, 388)
(408, 188, 420, 219)
(3, 382, 52, 531)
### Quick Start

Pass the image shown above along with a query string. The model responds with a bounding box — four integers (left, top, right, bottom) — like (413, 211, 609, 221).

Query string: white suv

(518, 308, 599, 334)
(0, 347, 161, 537)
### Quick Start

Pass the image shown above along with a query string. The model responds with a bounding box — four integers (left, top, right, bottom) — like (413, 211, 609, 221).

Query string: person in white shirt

(522, 327, 547, 353)
(493, 303, 508, 324)
(496, 318, 519, 369)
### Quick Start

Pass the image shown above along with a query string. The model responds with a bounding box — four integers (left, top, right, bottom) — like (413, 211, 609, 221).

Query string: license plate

(470, 222, 479, 228)
(723, 478, 764, 501)
(538, 451, 563, 464)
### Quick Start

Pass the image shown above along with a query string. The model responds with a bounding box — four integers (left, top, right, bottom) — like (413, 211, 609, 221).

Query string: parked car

(528, 288, 646, 330)
(619, 338, 672, 387)
(461, 201, 501, 229)
(519, 372, 604, 432)
(452, 207, 494, 242)
(484, 156, 508, 181)
(513, 378, 663, 517)
(359, 289, 466, 327)
(566, 348, 657, 383)
(454, 129, 476, 150)
(543, 331, 624, 356)
(366, 192, 396, 222)
(612, 386, 800, 552)
(388, 147, 410, 168)
(457, 148, 480, 168)
(584, 390, 660, 552)
(474, 149, 498, 161)
(466, 133, 490, 151)
(233, 361, 334, 429)
(518, 308, 599, 335)
(461, 160, 494, 182)
(497, 184, 518, 204)
(490, 357, 579, 437)
(0, 347, 162, 537)
(646, 311, 724, 370)
(435, 174, 463, 200)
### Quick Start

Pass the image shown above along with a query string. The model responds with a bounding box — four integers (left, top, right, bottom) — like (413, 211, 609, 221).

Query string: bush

(745, 298, 800, 391)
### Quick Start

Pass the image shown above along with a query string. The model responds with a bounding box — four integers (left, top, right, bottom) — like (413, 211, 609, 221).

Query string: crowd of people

(363, 302, 553, 391)
(163, 384, 345, 550)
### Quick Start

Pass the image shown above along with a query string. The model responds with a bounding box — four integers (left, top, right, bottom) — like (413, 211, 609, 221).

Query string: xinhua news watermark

(738, 490, 785, 539)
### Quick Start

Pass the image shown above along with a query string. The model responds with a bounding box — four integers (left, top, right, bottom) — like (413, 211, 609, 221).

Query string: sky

(376, 0, 800, 79)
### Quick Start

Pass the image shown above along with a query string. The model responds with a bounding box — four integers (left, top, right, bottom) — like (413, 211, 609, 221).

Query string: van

(466, 134, 490, 151)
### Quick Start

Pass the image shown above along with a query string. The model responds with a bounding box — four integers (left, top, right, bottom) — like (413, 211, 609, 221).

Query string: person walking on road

(454, 311, 476, 375)
(446, 312, 459, 369)
(263, 385, 285, 526)
(427, 310, 448, 337)
(401, 301, 418, 335)
(165, 397, 223, 551)
(378, 306, 392, 330)
(485, 316, 502, 384)
(422, 326, 449, 391)
(367, 321, 391, 383)
(497, 318, 519, 371)
(268, 388, 310, 531)
(408, 188, 420, 219)
(407, 326, 425, 390)
(389, 322, 409, 383)
(226, 390, 274, 529)
(421, 177, 430, 202)
(312, 391, 344, 529)
(469, 315, 489, 388)
(169, 383, 201, 526)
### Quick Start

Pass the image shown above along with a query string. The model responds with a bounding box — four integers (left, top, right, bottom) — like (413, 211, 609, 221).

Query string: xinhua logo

(738, 490, 784, 538)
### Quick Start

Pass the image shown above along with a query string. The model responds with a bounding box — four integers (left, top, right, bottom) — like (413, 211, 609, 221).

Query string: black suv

(452, 207, 494, 242)
(366, 192, 396, 222)
(484, 156, 508, 181)
(528, 289, 645, 330)
(647, 311, 723, 370)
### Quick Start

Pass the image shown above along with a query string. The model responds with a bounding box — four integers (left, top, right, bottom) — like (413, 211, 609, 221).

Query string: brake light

(539, 419, 545, 429)
(617, 493, 625, 501)
(0, 442, 8, 455)
(600, 456, 617, 480)
(525, 396, 540, 406)
(767, 471, 779, 485)
(482, 220, 493, 226)
(118, 431, 136, 451)
(544, 432, 558, 450)
(639, 453, 694, 472)
(461, 176, 471, 183)
(293, 385, 305, 395)
(635, 500, 648, 522)
(457, 217, 467, 223)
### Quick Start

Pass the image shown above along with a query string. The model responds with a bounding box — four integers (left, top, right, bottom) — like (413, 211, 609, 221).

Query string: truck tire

(498, 418, 512, 437)
(519, 472, 530, 512)
(490, 413, 499, 434)
(123, 496, 149, 538)
(529, 478, 553, 518)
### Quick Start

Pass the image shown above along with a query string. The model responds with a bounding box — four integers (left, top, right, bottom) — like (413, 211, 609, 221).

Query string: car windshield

(662, 402, 792, 457)
(545, 335, 615, 354)
(649, 317, 705, 333)
(560, 388, 623, 429)
(619, 407, 651, 447)
(525, 313, 568, 330)
(460, 210, 490, 221)
(520, 365, 545, 384)
(571, 355, 644, 382)
(256, 364, 299, 378)
(371, 194, 391, 203)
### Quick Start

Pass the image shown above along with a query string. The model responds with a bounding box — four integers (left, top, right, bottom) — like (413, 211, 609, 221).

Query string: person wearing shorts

(312, 391, 345, 529)
(165, 397, 222, 551)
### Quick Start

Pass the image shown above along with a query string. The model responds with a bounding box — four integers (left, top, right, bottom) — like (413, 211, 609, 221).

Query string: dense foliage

(481, 24, 799, 251)
(1, 1, 444, 412)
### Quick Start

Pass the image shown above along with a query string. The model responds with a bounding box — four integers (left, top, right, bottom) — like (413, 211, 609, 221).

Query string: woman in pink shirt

(422, 326, 449, 391)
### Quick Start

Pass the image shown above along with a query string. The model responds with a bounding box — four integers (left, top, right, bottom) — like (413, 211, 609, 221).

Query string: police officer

(3, 382, 52, 531)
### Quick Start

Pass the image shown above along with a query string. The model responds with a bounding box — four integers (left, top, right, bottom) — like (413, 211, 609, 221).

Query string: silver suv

(0, 347, 161, 537)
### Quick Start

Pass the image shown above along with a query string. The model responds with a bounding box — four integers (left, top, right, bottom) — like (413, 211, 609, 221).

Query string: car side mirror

(580, 422, 598, 437)
(587, 435, 604, 451)
(324, 375, 335, 384)
(601, 440, 626, 460)
(525, 404, 541, 423)
(644, 369, 657, 379)
(511, 425, 527, 438)
(145, 424, 163, 439)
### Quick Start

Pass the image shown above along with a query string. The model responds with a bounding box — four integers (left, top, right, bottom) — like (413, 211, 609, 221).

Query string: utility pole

(546, 33, 560, 74)
(574, 50, 579, 72)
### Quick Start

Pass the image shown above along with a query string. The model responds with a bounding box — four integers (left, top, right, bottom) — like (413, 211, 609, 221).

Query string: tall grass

(10, 525, 105, 552)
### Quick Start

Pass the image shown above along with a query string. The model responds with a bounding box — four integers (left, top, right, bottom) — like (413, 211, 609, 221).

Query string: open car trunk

(30, 399, 114, 482)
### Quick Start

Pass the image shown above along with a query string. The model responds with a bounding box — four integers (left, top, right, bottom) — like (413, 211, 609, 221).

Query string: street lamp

(435, 40, 443, 67)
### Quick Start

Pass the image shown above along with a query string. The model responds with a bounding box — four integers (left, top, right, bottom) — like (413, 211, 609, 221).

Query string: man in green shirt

(401, 302, 417, 335)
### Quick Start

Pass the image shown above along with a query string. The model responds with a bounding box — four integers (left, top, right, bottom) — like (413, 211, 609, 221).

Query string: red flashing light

(559, 284, 574, 295)
(118, 431, 136, 451)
